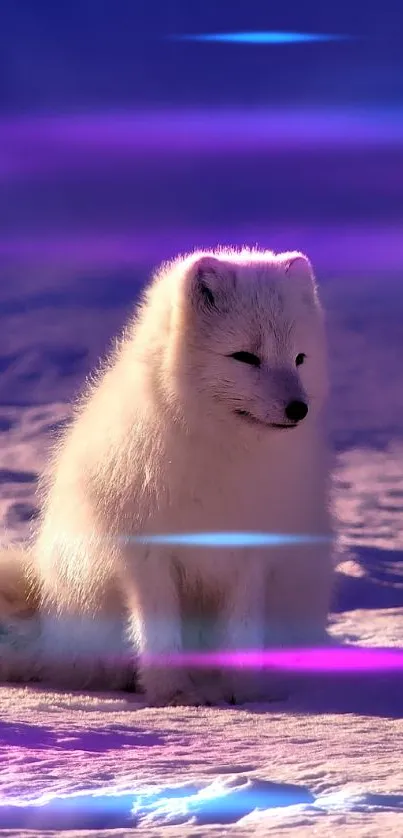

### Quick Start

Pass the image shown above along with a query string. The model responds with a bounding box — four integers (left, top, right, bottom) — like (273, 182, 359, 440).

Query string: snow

(0, 640, 402, 835)
(0, 219, 402, 832)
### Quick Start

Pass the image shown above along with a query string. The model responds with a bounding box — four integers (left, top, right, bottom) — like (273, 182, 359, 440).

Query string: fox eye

(229, 351, 261, 367)
(296, 353, 306, 367)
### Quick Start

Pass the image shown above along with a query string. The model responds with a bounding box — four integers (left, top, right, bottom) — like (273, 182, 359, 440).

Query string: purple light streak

(143, 647, 403, 673)
(0, 107, 403, 180)
(0, 225, 402, 275)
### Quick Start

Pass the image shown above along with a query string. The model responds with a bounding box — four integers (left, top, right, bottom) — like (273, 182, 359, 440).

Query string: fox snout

(270, 368, 309, 424)
(285, 399, 308, 423)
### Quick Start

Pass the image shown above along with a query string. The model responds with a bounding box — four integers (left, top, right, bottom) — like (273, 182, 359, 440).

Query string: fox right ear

(187, 255, 236, 315)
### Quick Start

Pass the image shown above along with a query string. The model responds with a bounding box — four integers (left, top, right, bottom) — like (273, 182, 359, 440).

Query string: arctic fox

(0, 248, 333, 705)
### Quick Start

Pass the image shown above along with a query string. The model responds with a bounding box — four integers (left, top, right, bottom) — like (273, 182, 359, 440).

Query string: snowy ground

(0, 225, 402, 833)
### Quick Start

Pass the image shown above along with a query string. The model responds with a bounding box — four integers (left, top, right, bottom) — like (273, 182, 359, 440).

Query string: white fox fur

(0, 248, 334, 705)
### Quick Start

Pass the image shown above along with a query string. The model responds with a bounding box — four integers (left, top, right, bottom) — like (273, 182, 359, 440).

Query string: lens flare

(169, 32, 349, 44)
(120, 532, 331, 548)
(0, 778, 315, 829)
(143, 648, 403, 672)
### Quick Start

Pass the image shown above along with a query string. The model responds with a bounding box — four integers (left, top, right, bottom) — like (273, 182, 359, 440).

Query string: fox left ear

(280, 252, 319, 304)
(282, 252, 315, 283)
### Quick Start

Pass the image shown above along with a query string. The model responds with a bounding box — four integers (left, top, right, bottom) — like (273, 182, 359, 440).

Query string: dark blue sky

(0, 0, 402, 112)
(0, 0, 402, 293)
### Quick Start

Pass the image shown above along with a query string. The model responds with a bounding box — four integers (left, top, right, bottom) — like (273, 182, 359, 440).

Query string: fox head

(158, 248, 328, 436)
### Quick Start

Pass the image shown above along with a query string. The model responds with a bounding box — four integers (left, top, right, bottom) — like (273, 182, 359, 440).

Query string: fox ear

(187, 255, 236, 314)
(280, 251, 319, 304)
(281, 252, 315, 283)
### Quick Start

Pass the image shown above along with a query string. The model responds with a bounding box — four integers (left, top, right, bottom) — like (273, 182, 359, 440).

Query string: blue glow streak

(120, 532, 331, 548)
(0, 780, 314, 829)
(170, 32, 349, 44)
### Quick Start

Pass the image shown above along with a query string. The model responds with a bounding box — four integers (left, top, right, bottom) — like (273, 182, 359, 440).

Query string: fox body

(0, 249, 333, 705)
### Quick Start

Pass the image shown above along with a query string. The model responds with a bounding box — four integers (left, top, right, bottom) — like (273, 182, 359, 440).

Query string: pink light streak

(142, 647, 403, 673)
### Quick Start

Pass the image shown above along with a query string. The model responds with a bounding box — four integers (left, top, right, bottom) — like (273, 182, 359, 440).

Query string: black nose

(285, 400, 308, 423)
